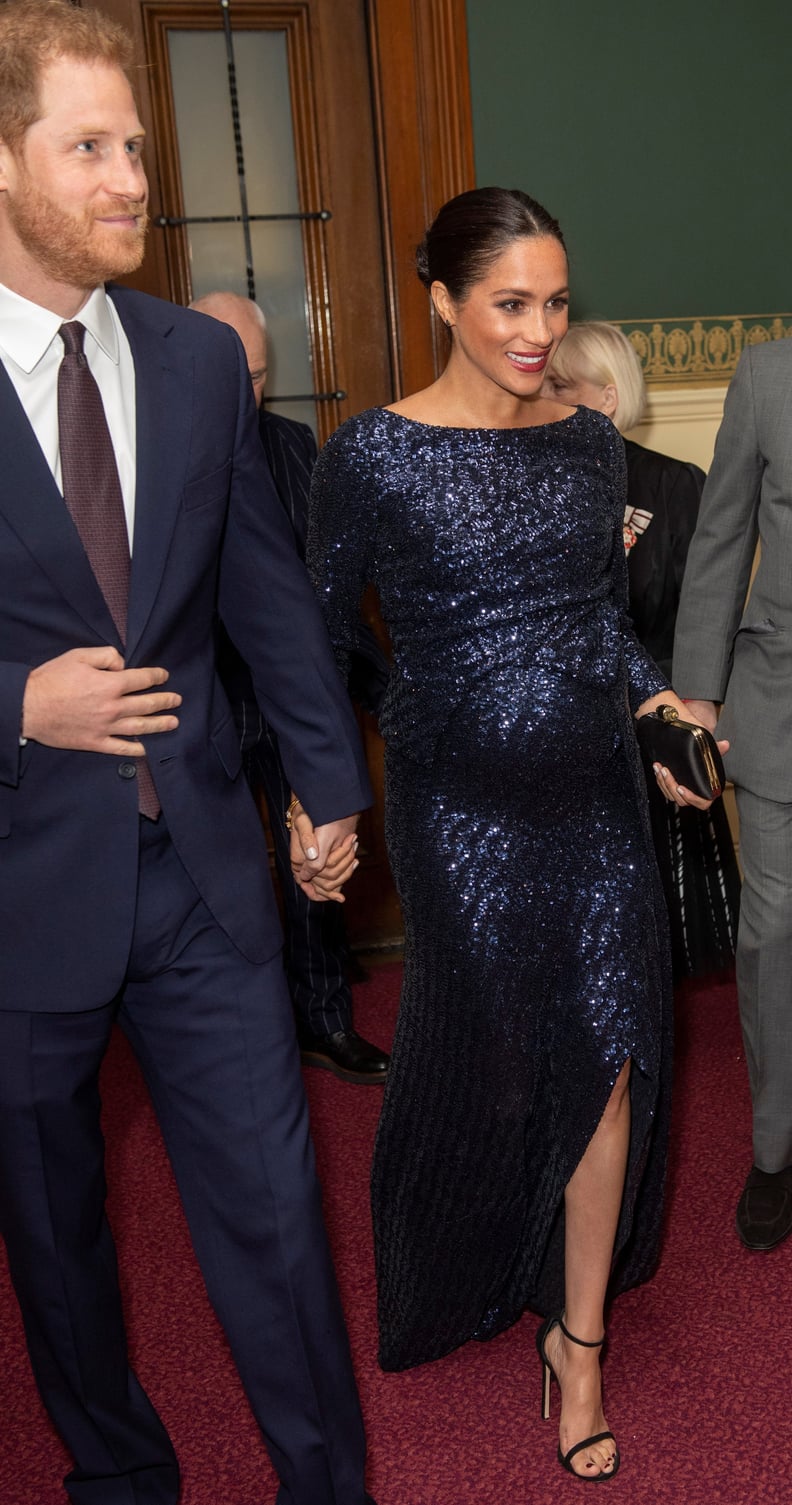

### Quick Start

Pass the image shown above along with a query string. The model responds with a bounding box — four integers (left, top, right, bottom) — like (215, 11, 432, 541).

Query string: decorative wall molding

(616, 314, 792, 386)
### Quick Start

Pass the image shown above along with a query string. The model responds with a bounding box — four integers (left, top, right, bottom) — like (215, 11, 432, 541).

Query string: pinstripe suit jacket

(259, 408, 316, 557)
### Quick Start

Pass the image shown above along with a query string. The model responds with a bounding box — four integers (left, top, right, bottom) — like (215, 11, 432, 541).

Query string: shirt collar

(0, 282, 120, 374)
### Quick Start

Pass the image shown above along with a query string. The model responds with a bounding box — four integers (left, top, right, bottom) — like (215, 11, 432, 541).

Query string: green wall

(466, 0, 792, 322)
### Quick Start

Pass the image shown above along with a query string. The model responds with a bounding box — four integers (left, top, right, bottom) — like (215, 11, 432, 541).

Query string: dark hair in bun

(416, 187, 565, 302)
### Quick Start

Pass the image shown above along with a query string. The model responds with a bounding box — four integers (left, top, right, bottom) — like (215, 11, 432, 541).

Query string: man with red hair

(0, 4, 375, 1502)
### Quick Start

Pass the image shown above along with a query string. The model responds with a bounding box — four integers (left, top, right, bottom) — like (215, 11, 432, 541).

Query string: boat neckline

(375, 405, 584, 434)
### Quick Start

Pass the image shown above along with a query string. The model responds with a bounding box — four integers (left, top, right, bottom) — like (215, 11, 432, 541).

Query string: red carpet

(3, 961, 792, 1503)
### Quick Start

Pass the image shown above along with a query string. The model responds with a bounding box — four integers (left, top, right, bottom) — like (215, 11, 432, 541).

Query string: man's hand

(288, 805, 360, 902)
(21, 647, 181, 755)
(680, 698, 719, 734)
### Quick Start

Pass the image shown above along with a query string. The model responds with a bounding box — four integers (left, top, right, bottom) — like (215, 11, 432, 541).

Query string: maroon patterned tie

(58, 321, 160, 819)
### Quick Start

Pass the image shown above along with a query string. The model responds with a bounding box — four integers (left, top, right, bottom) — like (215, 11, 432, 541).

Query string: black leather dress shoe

(736, 1164, 792, 1250)
(298, 1028, 390, 1085)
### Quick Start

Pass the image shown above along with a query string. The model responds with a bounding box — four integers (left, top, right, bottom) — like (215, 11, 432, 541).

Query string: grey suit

(674, 338, 792, 1169)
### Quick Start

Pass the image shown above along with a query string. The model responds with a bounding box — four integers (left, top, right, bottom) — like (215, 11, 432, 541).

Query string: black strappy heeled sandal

(535, 1313, 621, 1481)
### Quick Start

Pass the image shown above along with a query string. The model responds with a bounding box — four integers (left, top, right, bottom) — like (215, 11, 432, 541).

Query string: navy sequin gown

(308, 405, 673, 1372)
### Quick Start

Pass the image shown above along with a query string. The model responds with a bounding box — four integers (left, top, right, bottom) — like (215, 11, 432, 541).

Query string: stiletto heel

(535, 1313, 565, 1421)
(538, 1320, 553, 1420)
(535, 1313, 620, 1481)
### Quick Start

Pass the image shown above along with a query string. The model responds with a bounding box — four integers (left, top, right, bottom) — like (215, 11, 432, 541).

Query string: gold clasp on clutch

(657, 703, 721, 796)
(691, 727, 722, 796)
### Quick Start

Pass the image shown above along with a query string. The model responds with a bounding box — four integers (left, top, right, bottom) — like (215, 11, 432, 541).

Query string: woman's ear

(600, 383, 619, 418)
(431, 281, 454, 330)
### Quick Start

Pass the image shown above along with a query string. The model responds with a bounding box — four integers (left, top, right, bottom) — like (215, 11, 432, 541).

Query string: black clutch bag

(635, 704, 725, 800)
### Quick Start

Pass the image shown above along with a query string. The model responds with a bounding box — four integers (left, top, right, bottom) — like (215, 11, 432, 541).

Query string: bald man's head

(189, 291, 268, 408)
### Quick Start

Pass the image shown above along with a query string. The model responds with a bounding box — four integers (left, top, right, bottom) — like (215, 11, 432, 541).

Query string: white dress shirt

(0, 281, 137, 544)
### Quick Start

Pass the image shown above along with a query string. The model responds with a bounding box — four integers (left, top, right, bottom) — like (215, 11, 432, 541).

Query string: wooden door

(86, 0, 474, 946)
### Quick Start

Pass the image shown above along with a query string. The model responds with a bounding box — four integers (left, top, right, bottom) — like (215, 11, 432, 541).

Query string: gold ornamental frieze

(616, 315, 792, 385)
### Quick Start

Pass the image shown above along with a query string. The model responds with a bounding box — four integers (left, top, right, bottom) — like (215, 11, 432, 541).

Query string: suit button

(118, 761, 138, 779)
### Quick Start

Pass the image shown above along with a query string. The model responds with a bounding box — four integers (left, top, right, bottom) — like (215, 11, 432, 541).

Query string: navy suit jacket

(0, 286, 371, 1008)
(221, 408, 389, 731)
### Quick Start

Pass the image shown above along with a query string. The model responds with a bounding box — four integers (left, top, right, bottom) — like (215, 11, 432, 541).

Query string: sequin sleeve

(604, 422, 669, 711)
(306, 417, 378, 682)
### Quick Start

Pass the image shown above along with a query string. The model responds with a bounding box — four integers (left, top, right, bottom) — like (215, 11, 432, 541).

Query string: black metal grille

(155, 1, 337, 406)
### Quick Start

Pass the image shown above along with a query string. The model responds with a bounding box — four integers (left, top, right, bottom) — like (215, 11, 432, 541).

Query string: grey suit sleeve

(672, 350, 764, 699)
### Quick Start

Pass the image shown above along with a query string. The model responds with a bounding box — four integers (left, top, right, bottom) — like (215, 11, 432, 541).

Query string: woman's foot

(541, 1320, 618, 1479)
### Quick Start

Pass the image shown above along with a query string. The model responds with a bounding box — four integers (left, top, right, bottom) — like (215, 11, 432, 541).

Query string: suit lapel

(110, 288, 193, 660)
(0, 360, 122, 645)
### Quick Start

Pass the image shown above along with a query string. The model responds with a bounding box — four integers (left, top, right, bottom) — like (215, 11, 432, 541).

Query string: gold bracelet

(285, 795, 302, 831)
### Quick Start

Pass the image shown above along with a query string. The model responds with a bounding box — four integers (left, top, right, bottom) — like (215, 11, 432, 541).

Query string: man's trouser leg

(735, 785, 792, 1171)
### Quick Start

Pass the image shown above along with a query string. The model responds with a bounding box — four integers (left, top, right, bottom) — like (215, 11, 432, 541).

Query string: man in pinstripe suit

(191, 292, 390, 1084)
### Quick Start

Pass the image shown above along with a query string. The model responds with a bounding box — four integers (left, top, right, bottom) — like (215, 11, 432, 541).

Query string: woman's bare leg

(542, 1058, 632, 1477)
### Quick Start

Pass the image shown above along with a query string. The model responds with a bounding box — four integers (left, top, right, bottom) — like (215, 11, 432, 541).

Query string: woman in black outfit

(298, 192, 726, 1482)
(544, 321, 741, 979)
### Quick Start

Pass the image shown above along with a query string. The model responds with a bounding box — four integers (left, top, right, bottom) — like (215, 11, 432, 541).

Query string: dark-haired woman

(304, 188, 725, 1482)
